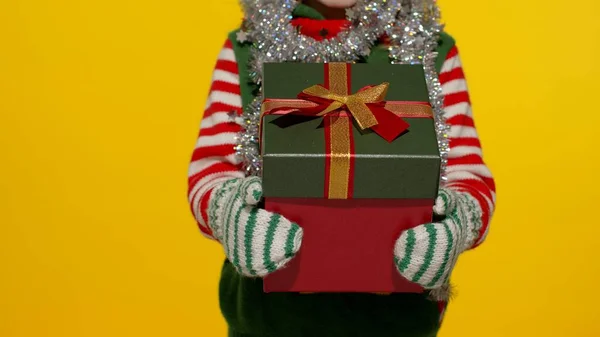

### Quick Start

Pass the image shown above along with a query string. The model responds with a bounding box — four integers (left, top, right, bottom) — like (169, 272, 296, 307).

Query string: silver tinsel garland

(235, 0, 449, 186)
(387, 0, 450, 186)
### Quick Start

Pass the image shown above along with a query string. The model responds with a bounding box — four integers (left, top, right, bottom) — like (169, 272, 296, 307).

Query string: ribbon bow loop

(301, 82, 390, 130)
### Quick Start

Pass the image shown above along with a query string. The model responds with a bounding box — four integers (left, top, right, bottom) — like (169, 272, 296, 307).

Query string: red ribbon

(265, 86, 412, 143)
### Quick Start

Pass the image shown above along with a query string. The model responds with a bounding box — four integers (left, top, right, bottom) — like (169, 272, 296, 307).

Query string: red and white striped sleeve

(439, 45, 496, 248)
(188, 40, 245, 240)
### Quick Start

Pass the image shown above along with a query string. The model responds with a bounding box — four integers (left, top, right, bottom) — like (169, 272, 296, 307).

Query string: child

(188, 1, 496, 336)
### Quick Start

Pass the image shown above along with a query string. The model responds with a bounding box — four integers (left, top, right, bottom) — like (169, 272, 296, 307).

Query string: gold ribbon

(301, 82, 389, 131)
(327, 115, 353, 199)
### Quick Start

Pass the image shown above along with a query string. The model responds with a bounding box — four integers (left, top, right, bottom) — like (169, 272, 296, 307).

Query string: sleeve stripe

(446, 172, 495, 201)
(440, 56, 460, 74)
(447, 146, 483, 158)
(439, 67, 465, 85)
(210, 81, 241, 96)
(200, 112, 239, 129)
(441, 79, 468, 95)
(194, 162, 243, 181)
(455, 176, 496, 200)
(444, 91, 471, 106)
(447, 115, 475, 128)
(223, 39, 233, 48)
(199, 226, 215, 239)
(449, 137, 481, 148)
(447, 154, 484, 166)
(447, 175, 496, 201)
(195, 132, 239, 148)
(188, 154, 242, 178)
(204, 102, 242, 118)
(199, 188, 215, 234)
(189, 170, 244, 208)
(443, 102, 472, 120)
(188, 167, 240, 200)
(445, 45, 459, 60)
(191, 174, 242, 227)
(199, 122, 241, 137)
(191, 144, 238, 162)
(445, 172, 486, 188)
(215, 60, 239, 75)
(447, 178, 495, 208)
(446, 164, 493, 178)
(448, 125, 479, 138)
(207, 91, 242, 108)
(212, 69, 240, 85)
(217, 46, 236, 63)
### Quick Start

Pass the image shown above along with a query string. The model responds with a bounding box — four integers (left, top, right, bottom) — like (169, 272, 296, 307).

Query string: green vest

(219, 5, 455, 337)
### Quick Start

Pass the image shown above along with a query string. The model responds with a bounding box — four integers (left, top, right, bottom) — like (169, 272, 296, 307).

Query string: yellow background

(1, 0, 599, 336)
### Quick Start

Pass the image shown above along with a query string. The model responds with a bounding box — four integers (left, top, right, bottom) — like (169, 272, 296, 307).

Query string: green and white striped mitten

(394, 188, 483, 300)
(208, 176, 303, 277)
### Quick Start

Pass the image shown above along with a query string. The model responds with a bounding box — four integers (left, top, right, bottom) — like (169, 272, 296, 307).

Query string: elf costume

(188, 1, 496, 336)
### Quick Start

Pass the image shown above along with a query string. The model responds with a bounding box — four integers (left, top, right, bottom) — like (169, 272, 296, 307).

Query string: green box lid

(261, 63, 441, 199)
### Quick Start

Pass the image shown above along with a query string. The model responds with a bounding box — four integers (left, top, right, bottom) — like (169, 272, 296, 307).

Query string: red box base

(263, 198, 432, 293)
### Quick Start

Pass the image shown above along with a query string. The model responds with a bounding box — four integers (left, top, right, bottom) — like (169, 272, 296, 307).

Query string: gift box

(260, 63, 441, 293)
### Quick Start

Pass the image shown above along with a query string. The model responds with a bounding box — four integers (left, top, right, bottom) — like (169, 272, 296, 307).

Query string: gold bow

(301, 82, 390, 130)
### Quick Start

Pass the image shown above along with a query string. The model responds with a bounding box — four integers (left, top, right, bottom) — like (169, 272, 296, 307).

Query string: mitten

(208, 176, 303, 277)
(394, 188, 483, 299)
